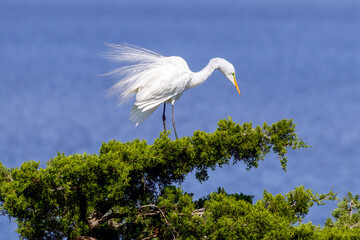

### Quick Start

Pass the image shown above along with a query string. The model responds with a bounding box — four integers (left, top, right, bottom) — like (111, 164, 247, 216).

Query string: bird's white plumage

(104, 43, 240, 136)
(104, 44, 192, 126)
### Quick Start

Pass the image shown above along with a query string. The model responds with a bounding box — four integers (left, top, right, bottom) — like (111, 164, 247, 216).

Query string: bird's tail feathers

(103, 43, 164, 104)
(102, 43, 162, 64)
(129, 104, 159, 126)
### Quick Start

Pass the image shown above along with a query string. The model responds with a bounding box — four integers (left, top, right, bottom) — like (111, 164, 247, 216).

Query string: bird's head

(214, 58, 241, 96)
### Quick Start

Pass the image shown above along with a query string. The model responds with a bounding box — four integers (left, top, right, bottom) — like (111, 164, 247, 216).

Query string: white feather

(104, 44, 191, 126)
(103, 43, 165, 103)
(130, 105, 157, 126)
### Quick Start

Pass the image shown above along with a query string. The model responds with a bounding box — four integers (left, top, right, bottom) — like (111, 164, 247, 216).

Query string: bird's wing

(135, 68, 190, 108)
(130, 57, 191, 126)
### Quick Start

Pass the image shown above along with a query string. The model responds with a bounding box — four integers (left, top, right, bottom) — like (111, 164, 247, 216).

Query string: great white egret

(104, 44, 240, 139)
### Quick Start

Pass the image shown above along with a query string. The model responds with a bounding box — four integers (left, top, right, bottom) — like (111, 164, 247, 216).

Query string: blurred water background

(1, 0, 359, 238)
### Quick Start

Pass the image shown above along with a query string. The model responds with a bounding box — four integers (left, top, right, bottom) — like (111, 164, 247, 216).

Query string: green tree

(325, 192, 360, 229)
(260, 186, 337, 224)
(0, 118, 331, 239)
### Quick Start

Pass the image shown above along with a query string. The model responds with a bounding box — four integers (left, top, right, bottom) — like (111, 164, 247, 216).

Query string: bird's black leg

(162, 103, 166, 131)
(172, 103, 178, 139)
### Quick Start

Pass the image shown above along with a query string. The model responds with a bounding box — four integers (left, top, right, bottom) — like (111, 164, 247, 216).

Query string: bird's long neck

(188, 58, 220, 89)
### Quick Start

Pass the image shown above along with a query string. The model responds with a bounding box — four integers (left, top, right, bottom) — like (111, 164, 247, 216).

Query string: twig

(192, 208, 205, 217)
(49, 187, 65, 192)
(88, 212, 126, 229)
(74, 237, 97, 240)
(140, 204, 177, 240)
(141, 234, 158, 240)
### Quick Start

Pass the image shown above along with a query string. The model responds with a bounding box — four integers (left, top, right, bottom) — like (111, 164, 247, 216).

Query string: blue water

(1, 0, 360, 238)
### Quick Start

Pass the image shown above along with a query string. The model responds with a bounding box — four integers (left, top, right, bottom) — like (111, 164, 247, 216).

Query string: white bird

(104, 44, 241, 139)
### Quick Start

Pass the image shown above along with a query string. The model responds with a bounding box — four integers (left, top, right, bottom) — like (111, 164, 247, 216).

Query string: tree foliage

(325, 192, 360, 230)
(0, 118, 356, 239)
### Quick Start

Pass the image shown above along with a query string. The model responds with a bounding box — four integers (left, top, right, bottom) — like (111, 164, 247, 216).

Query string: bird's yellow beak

(234, 76, 241, 96)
